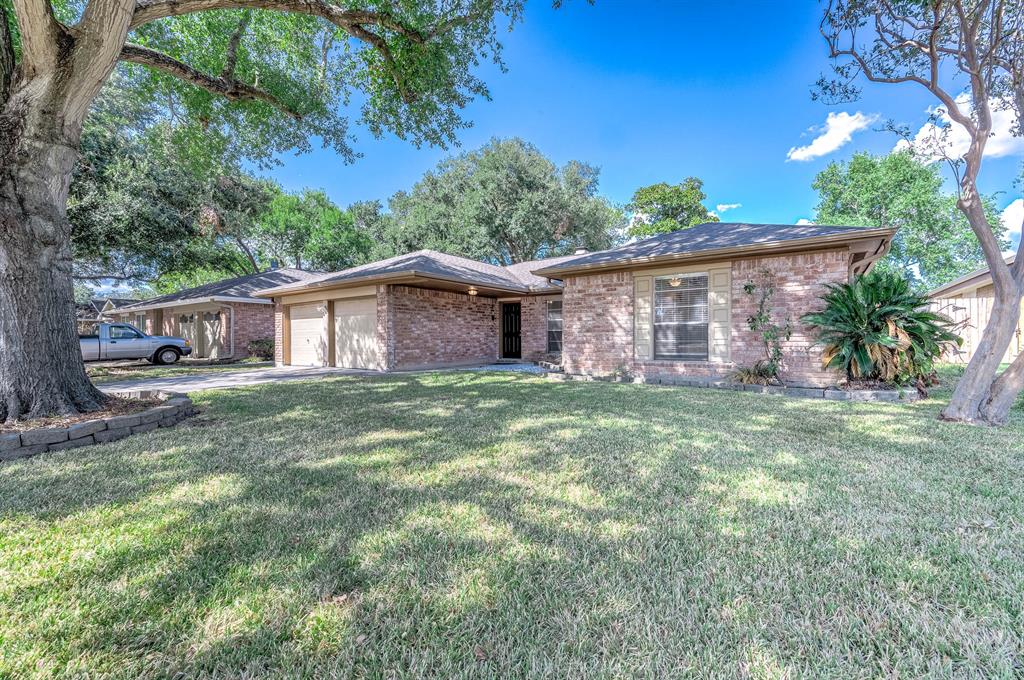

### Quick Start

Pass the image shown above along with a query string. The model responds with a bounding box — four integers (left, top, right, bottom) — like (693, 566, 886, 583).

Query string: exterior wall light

(467, 286, 478, 296)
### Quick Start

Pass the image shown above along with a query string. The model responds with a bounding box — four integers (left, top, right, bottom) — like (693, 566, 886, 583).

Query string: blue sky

(266, 1, 1023, 250)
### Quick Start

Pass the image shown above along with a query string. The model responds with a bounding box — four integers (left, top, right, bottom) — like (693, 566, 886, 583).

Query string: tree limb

(220, 10, 251, 80)
(120, 43, 303, 119)
(131, 0, 438, 104)
(10, 0, 62, 74)
(131, 0, 427, 41)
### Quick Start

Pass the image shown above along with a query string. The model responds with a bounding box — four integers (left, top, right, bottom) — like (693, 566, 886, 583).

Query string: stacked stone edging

(547, 372, 920, 403)
(0, 390, 195, 463)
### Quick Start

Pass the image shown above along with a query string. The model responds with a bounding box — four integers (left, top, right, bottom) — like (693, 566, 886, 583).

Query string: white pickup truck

(79, 323, 193, 364)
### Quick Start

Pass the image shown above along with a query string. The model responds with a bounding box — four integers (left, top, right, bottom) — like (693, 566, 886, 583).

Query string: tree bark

(0, 0, 132, 422)
(0, 135, 107, 422)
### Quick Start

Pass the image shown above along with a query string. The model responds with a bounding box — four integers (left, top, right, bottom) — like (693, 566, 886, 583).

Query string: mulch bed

(0, 396, 161, 434)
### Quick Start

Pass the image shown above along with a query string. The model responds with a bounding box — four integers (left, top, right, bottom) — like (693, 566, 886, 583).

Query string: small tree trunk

(978, 352, 1024, 425)
(940, 183, 1024, 425)
(0, 135, 106, 422)
(941, 290, 1022, 423)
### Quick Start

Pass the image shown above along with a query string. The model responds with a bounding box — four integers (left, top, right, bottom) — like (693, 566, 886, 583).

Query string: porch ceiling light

(467, 286, 478, 296)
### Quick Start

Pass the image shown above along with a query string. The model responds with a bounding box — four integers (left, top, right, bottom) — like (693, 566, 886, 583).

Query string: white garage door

(289, 303, 326, 366)
(334, 298, 377, 369)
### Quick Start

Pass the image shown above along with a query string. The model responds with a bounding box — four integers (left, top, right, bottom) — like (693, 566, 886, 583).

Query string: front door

(501, 302, 521, 359)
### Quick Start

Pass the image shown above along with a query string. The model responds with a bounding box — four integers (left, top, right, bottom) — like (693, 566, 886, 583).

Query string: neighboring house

(927, 255, 1022, 363)
(77, 297, 140, 323)
(257, 223, 895, 386)
(110, 269, 319, 359)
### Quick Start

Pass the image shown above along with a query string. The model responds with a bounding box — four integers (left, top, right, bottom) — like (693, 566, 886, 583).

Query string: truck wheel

(155, 348, 181, 365)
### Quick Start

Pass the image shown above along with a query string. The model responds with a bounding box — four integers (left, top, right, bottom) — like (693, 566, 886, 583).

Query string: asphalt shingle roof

(261, 250, 577, 294)
(533, 222, 887, 274)
(117, 268, 317, 309)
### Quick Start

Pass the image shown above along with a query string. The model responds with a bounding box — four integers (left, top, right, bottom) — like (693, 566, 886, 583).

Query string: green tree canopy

(812, 151, 1006, 290)
(626, 178, 718, 237)
(255, 188, 373, 271)
(374, 138, 625, 264)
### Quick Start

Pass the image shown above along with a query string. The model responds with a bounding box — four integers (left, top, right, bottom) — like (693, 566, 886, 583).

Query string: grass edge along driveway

(1, 369, 1021, 678)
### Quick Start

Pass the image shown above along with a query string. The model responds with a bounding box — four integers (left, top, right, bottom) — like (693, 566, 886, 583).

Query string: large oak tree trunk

(0, 3, 129, 423)
(0, 133, 106, 422)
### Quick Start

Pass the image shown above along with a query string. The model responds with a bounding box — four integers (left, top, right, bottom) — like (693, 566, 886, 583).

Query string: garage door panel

(334, 298, 377, 369)
(290, 303, 327, 366)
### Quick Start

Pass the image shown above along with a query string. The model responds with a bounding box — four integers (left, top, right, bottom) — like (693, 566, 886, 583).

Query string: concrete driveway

(99, 365, 369, 394)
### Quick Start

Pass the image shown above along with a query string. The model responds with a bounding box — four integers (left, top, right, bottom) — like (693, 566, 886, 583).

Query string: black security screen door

(502, 302, 522, 359)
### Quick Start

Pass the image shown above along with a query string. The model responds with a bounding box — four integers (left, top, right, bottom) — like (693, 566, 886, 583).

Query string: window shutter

(634, 276, 653, 360)
(707, 266, 731, 361)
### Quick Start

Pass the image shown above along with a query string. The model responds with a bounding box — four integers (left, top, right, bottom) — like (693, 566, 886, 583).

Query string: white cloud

(715, 203, 742, 213)
(796, 218, 815, 225)
(786, 112, 878, 162)
(894, 94, 1024, 161)
(1001, 198, 1023, 256)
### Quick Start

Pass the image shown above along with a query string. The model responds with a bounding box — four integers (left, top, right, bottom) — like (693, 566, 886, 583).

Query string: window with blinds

(654, 274, 709, 360)
(546, 299, 563, 353)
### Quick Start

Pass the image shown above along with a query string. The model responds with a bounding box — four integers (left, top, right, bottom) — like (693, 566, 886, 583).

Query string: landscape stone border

(0, 390, 195, 463)
(546, 372, 920, 403)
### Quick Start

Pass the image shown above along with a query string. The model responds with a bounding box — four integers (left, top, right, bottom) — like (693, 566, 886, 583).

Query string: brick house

(257, 223, 895, 385)
(110, 268, 318, 359)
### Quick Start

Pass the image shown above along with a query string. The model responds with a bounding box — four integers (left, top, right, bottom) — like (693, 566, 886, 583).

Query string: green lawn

(1, 369, 1021, 677)
(87, 360, 270, 385)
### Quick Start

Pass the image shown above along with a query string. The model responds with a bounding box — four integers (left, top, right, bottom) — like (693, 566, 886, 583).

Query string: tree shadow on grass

(1, 371, 1022, 676)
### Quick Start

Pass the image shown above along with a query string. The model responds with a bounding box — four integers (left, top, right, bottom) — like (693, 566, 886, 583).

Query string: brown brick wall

(519, 295, 560, 361)
(377, 285, 393, 370)
(229, 302, 276, 358)
(561, 249, 849, 386)
(730, 250, 847, 386)
(274, 302, 285, 365)
(562, 271, 635, 375)
(384, 285, 498, 370)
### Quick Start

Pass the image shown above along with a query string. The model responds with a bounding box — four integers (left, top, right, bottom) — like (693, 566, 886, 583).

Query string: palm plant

(801, 271, 961, 384)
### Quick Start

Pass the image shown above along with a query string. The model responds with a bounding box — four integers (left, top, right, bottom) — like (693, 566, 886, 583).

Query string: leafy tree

(255, 188, 372, 271)
(627, 178, 718, 237)
(380, 138, 624, 264)
(1, 0, 523, 421)
(812, 151, 1006, 290)
(820, 0, 1024, 425)
(70, 73, 281, 286)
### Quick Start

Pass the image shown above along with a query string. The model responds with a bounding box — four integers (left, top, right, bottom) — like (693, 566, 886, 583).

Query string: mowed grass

(87, 360, 270, 385)
(0, 369, 1022, 678)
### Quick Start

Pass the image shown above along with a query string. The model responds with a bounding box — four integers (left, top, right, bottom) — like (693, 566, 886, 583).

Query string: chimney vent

(573, 247, 589, 255)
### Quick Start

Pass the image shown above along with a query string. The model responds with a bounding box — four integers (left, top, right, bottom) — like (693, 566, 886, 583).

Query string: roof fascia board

(110, 295, 267, 314)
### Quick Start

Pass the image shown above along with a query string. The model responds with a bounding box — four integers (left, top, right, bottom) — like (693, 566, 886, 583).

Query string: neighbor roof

(113, 268, 318, 312)
(927, 255, 1016, 297)
(533, 222, 896, 277)
(257, 250, 569, 297)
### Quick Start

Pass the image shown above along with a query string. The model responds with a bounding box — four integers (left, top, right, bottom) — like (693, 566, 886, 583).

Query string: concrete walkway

(99, 366, 367, 394)
(99, 362, 547, 394)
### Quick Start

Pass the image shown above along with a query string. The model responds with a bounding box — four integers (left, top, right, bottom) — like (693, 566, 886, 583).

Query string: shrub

(246, 338, 275, 360)
(732, 362, 780, 386)
(801, 271, 961, 385)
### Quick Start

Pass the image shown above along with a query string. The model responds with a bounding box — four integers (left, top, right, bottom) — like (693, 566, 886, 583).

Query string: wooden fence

(928, 297, 1024, 364)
